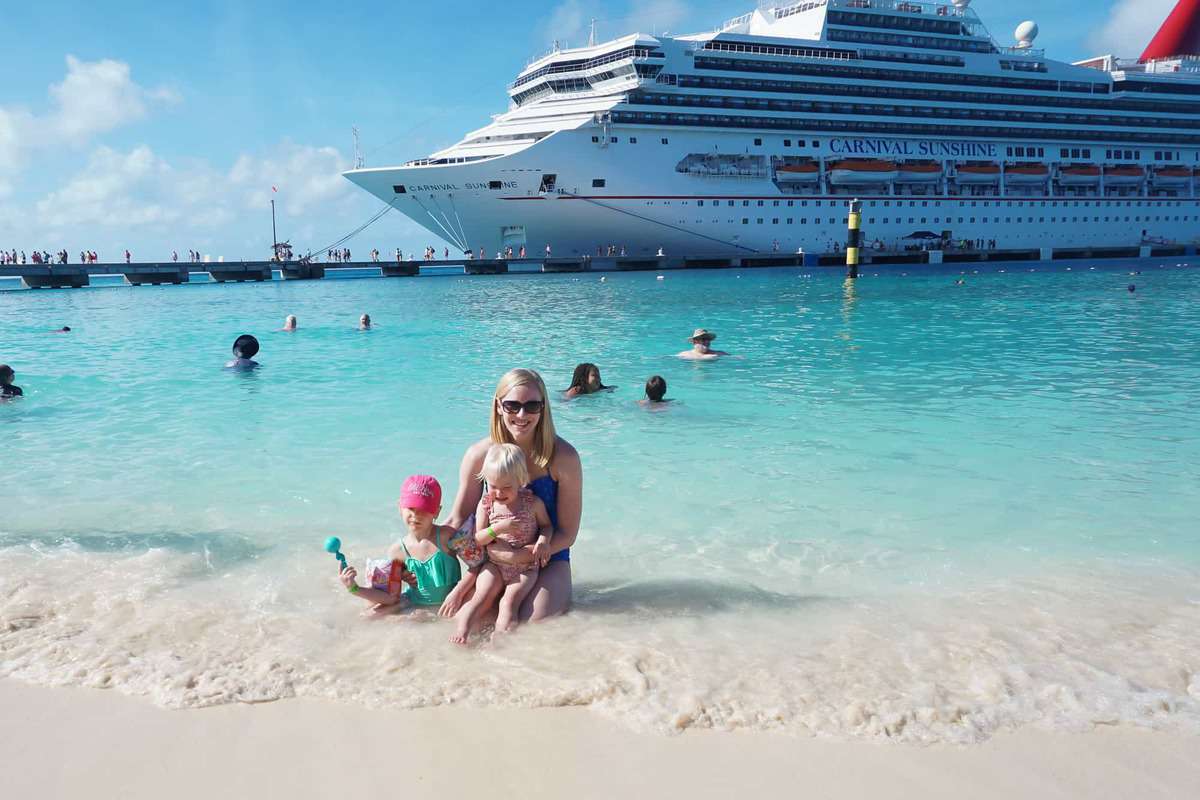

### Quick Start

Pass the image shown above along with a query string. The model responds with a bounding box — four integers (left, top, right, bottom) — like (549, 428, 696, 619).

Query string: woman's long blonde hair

(490, 369, 557, 470)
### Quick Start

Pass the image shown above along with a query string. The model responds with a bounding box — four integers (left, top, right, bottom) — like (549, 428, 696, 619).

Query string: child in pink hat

(339, 475, 467, 614)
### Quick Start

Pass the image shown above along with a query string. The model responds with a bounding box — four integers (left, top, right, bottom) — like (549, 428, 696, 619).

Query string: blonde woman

(439, 369, 583, 625)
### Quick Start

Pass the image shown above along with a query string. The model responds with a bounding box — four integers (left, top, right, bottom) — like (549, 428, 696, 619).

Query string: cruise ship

(343, 0, 1200, 256)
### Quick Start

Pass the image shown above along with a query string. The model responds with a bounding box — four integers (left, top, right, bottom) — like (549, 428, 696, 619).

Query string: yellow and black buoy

(845, 198, 862, 280)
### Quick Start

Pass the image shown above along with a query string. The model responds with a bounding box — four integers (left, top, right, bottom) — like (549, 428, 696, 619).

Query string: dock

(0, 243, 1191, 289)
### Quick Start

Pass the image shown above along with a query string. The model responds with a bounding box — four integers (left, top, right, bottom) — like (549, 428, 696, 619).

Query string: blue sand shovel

(324, 536, 348, 572)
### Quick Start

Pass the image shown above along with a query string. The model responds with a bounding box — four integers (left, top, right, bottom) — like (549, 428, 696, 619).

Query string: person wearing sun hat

(678, 328, 730, 360)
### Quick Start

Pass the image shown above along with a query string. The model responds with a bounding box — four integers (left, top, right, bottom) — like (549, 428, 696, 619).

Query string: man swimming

(225, 335, 261, 370)
(677, 328, 730, 360)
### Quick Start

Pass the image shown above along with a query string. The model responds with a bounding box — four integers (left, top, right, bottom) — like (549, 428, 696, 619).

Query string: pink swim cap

(400, 475, 442, 515)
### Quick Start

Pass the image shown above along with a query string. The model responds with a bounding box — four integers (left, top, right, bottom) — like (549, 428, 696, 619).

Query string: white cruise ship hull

(345, 1, 1200, 256)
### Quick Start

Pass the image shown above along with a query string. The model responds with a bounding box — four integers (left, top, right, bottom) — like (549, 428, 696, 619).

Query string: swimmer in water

(49, 326, 71, 333)
(638, 375, 669, 408)
(226, 335, 260, 369)
(359, 314, 372, 330)
(281, 315, 298, 332)
(0, 364, 23, 398)
(678, 328, 730, 360)
(562, 363, 614, 399)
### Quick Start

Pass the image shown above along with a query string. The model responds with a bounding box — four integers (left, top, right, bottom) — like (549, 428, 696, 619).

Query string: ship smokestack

(1140, 0, 1200, 62)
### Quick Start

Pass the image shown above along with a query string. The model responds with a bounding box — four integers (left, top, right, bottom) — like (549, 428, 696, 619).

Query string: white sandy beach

(2, 679, 1197, 800)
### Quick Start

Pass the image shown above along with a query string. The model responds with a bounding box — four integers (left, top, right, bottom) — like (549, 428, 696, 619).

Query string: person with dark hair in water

(640, 375, 669, 407)
(226, 335, 260, 370)
(562, 362, 614, 399)
(0, 365, 23, 398)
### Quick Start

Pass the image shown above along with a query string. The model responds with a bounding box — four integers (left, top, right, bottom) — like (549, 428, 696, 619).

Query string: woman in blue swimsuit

(440, 368, 583, 623)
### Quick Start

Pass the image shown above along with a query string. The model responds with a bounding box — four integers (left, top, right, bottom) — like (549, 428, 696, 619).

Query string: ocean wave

(2, 545, 1198, 743)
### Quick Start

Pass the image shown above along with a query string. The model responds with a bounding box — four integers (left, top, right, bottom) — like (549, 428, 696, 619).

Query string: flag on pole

(272, 186, 278, 193)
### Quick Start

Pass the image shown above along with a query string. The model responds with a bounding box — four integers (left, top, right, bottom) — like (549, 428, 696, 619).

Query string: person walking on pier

(125, 249, 131, 264)
(172, 251, 178, 263)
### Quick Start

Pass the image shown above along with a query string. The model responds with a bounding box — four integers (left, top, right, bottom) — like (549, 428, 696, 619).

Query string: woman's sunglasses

(500, 399, 544, 414)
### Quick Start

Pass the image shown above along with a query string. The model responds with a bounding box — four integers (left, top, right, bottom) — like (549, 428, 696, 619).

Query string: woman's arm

(438, 440, 490, 617)
(445, 439, 489, 531)
(545, 439, 583, 556)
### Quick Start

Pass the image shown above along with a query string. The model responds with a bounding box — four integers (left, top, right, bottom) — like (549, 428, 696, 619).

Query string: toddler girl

(339, 474, 462, 615)
(450, 444, 552, 641)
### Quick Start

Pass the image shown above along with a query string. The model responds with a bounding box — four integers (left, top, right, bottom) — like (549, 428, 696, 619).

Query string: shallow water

(2, 262, 1199, 741)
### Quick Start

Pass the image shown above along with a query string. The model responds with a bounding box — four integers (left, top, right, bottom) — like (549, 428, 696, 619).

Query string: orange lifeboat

(1154, 166, 1192, 185)
(774, 162, 819, 183)
(1058, 164, 1101, 185)
(1103, 165, 1144, 186)
(828, 159, 898, 185)
(955, 162, 1001, 184)
(1005, 163, 1050, 184)
(896, 161, 943, 183)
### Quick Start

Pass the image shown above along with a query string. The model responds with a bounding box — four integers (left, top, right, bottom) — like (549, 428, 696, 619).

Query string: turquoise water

(2, 262, 1199, 741)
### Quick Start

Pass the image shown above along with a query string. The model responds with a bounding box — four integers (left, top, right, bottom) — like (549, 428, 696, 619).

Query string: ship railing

(509, 46, 663, 90)
(999, 46, 1045, 58)
(693, 40, 853, 62)
(823, 0, 968, 17)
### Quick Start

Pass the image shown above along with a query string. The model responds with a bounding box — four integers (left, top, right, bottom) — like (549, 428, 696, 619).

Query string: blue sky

(0, 0, 1177, 261)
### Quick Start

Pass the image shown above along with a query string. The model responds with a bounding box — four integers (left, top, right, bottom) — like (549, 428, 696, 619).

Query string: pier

(1, 244, 1193, 290)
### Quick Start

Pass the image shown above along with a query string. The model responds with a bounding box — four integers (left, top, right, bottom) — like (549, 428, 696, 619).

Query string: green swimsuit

(399, 529, 462, 607)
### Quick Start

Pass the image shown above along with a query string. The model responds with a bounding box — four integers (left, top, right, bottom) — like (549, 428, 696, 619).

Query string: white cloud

(1089, 0, 1176, 57)
(228, 142, 353, 217)
(0, 55, 178, 179)
(14, 140, 359, 254)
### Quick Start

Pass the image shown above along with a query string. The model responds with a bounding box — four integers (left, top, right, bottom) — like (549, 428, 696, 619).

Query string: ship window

(728, 200, 734, 206)
(757, 218, 763, 224)
(611, 137, 618, 143)
(1038, 148, 1044, 157)
(698, 200, 704, 206)
(629, 137, 637, 144)
(1007, 147, 1013, 157)
(539, 174, 557, 192)
(743, 200, 750, 206)
(661, 138, 669, 144)
(393, 185, 407, 194)
(754, 138, 762, 146)
(742, 218, 749, 224)
(592, 179, 606, 188)
(758, 200, 764, 207)
(592, 136, 599, 143)
(1060, 149, 1069, 157)
(1071, 149, 1080, 158)
(787, 218, 793, 224)
(1083, 149, 1091, 158)
(812, 141, 818, 147)
(784, 139, 792, 147)
(801, 218, 807, 224)
(773, 218, 779, 224)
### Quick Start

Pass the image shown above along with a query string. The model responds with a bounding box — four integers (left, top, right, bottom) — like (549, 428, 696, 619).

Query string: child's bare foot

(449, 618, 471, 645)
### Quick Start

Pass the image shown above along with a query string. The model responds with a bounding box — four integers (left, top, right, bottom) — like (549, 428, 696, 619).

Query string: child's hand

(401, 566, 418, 587)
(531, 539, 550, 565)
(339, 566, 358, 589)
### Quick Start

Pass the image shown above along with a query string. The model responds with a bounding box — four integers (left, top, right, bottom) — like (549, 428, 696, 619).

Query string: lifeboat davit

(954, 162, 1001, 183)
(1058, 165, 1101, 185)
(1005, 163, 1050, 184)
(774, 162, 819, 182)
(1153, 166, 1192, 185)
(1103, 165, 1145, 186)
(896, 161, 943, 183)
(828, 159, 899, 185)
